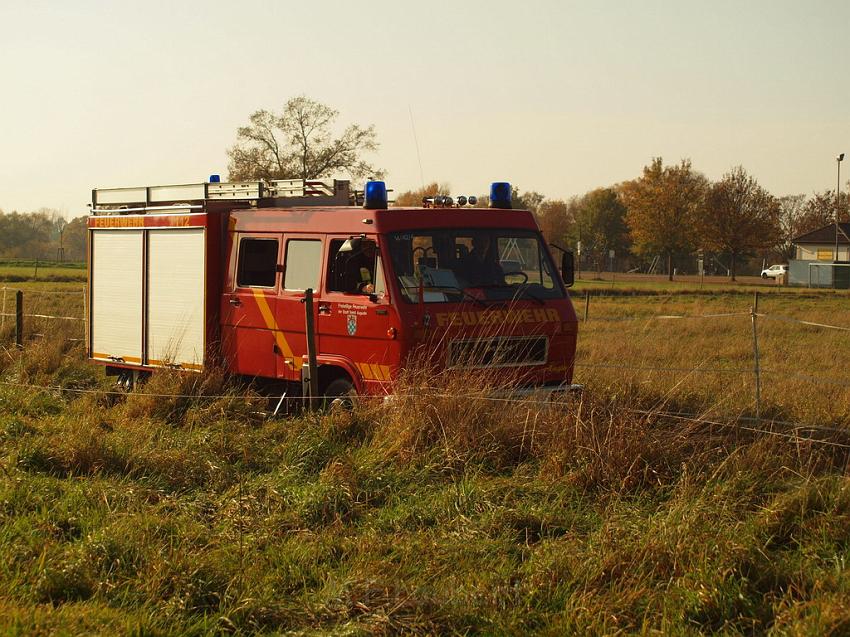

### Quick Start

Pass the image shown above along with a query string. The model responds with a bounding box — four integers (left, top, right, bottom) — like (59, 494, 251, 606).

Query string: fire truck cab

(87, 178, 579, 398)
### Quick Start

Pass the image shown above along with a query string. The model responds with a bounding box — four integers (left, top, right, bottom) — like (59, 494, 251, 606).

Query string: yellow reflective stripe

(251, 289, 299, 369)
(354, 363, 390, 381)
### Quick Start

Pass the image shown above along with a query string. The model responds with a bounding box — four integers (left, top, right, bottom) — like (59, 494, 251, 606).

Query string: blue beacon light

(364, 180, 388, 209)
(490, 182, 512, 209)
(209, 174, 221, 183)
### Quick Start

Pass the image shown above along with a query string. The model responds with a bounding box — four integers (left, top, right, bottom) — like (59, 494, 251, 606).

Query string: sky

(1, 0, 848, 217)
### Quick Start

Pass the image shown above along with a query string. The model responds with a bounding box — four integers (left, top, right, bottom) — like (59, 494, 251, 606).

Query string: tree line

(228, 96, 848, 281)
(0, 209, 86, 262)
(398, 161, 850, 280)
(5, 96, 846, 279)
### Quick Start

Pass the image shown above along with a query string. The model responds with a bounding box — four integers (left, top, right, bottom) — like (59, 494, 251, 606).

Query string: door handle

(229, 297, 242, 307)
(318, 303, 331, 315)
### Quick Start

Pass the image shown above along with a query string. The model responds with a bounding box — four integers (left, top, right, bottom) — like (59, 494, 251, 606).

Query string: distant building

(788, 222, 850, 287)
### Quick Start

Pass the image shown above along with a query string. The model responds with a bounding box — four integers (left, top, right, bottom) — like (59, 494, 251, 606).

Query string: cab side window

(236, 238, 278, 288)
(327, 239, 382, 295)
(283, 239, 323, 291)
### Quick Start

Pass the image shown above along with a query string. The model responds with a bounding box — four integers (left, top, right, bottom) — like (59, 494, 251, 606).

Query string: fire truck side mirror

(561, 251, 575, 287)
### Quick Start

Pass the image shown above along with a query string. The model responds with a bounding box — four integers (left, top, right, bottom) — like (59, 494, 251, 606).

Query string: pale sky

(1, 0, 848, 217)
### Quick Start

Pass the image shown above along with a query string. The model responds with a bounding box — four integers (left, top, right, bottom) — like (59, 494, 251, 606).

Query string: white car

(761, 264, 787, 279)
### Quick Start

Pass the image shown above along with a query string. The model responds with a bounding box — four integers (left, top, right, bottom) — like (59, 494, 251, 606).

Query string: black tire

(323, 377, 356, 409)
(761, 273, 768, 279)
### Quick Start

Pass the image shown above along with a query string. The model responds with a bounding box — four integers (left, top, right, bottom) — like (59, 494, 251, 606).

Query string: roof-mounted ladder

(91, 179, 351, 214)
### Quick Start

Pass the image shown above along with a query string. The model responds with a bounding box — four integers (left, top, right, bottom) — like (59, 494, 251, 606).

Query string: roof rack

(91, 179, 352, 214)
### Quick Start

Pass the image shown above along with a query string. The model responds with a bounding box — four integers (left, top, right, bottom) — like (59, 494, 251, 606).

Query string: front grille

(447, 336, 548, 368)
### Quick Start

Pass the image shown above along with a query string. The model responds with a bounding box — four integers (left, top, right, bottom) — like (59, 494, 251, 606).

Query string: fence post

(584, 290, 591, 322)
(302, 288, 319, 411)
(750, 292, 761, 425)
(82, 288, 88, 351)
(15, 290, 23, 348)
(1, 287, 5, 330)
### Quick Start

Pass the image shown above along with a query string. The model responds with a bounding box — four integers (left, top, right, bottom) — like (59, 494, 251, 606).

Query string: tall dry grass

(1, 289, 850, 634)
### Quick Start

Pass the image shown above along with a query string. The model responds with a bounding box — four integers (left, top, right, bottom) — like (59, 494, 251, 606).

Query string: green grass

(0, 261, 86, 283)
(1, 295, 849, 635)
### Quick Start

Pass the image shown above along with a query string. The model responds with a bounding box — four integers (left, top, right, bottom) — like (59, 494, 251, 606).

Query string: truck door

(274, 235, 325, 381)
(220, 233, 280, 379)
(316, 236, 394, 388)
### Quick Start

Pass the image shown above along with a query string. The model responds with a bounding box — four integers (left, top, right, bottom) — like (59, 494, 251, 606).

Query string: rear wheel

(761, 273, 768, 279)
(323, 377, 356, 409)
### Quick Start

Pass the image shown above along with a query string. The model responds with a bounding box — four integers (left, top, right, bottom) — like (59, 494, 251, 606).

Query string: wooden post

(303, 288, 319, 410)
(15, 290, 23, 348)
(34, 258, 39, 280)
(750, 296, 761, 426)
(82, 288, 88, 352)
(584, 290, 590, 322)
(1, 287, 6, 330)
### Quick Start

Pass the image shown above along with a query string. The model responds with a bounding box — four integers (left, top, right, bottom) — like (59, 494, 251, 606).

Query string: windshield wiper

(476, 282, 545, 305)
(424, 285, 487, 307)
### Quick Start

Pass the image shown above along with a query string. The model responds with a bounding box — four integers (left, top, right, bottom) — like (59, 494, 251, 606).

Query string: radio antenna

(408, 104, 425, 190)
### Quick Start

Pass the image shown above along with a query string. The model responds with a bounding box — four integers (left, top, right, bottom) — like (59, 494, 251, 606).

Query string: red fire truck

(86, 178, 579, 399)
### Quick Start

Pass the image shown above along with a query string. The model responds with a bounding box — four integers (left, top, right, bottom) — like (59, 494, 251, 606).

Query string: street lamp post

(836, 153, 845, 264)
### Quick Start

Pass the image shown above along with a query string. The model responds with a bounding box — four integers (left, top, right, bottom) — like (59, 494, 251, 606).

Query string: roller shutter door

(147, 229, 205, 369)
(91, 230, 144, 363)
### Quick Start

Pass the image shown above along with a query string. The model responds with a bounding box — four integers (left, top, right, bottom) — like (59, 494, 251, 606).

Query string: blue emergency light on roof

(209, 174, 221, 183)
(490, 182, 512, 209)
(364, 180, 388, 209)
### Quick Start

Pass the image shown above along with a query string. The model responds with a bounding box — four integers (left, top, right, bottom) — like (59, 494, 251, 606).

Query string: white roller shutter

(147, 229, 205, 369)
(91, 230, 144, 363)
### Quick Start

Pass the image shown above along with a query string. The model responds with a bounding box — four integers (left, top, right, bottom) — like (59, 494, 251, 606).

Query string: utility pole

(836, 153, 844, 264)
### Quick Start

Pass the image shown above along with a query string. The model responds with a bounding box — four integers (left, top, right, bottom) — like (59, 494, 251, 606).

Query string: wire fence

(1, 287, 849, 449)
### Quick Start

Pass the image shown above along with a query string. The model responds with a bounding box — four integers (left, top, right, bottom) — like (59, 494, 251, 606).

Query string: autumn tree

(574, 188, 629, 269)
(697, 167, 780, 280)
(511, 188, 545, 214)
(227, 96, 383, 182)
(620, 158, 707, 280)
(63, 216, 88, 261)
(393, 182, 451, 207)
(535, 198, 576, 247)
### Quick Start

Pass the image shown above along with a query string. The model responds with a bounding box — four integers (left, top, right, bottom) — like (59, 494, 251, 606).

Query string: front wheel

(323, 377, 356, 409)
(761, 273, 768, 279)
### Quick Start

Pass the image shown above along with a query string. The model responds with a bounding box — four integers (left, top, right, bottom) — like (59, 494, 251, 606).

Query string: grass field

(1, 287, 849, 634)
(0, 261, 86, 283)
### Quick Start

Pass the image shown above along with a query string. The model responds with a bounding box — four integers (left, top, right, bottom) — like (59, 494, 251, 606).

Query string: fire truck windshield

(387, 229, 565, 303)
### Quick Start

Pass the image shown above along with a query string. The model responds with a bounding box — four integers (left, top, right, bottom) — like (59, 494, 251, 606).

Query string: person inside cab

(334, 238, 377, 295)
(352, 241, 376, 294)
(460, 233, 504, 287)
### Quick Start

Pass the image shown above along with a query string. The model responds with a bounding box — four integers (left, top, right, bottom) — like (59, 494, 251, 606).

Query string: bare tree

(775, 194, 807, 261)
(227, 96, 383, 182)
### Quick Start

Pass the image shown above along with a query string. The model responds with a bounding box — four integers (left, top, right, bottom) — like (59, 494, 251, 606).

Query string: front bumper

(494, 382, 584, 400)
